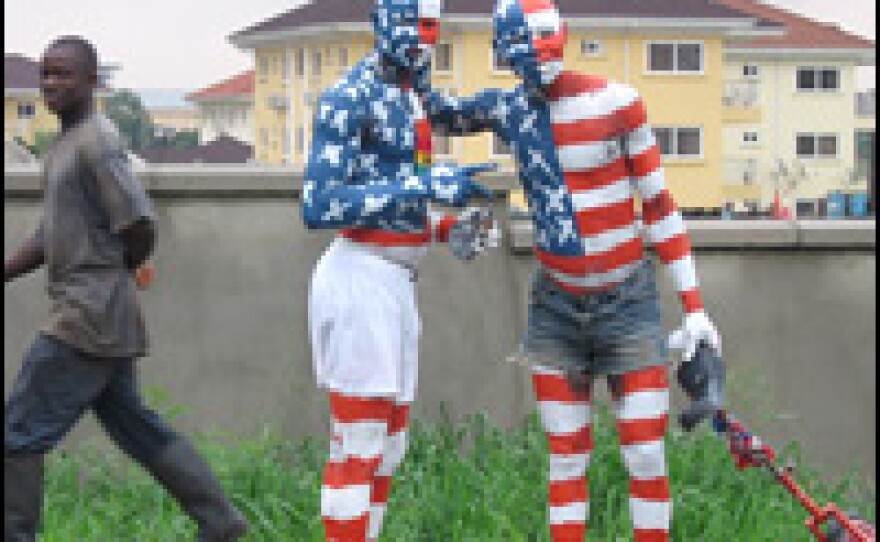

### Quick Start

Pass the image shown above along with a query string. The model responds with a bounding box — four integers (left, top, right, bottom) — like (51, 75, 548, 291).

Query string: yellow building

(230, 0, 873, 213)
(4, 54, 117, 148)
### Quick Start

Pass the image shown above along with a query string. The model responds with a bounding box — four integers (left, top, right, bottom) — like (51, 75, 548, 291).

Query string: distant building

(187, 71, 254, 145)
(138, 89, 201, 139)
(132, 134, 253, 164)
(4, 54, 114, 146)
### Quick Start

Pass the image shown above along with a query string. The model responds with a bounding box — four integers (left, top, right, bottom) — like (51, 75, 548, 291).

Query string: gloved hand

(676, 341, 726, 431)
(427, 163, 497, 207)
(668, 310, 721, 363)
(448, 207, 502, 261)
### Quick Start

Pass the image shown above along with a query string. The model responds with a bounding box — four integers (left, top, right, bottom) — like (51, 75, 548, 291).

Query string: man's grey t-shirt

(39, 112, 155, 358)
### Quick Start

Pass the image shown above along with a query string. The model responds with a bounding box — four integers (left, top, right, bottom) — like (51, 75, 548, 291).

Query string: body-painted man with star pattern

(301, 0, 500, 540)
(423, 0, 722, 540)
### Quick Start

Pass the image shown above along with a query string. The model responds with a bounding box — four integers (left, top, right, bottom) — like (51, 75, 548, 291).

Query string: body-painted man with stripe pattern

(423, 0, 722, 539)
(301, 0, 499, 540)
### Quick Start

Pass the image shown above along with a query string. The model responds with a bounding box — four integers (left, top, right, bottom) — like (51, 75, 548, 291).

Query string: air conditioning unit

(267, 95, 288, 110)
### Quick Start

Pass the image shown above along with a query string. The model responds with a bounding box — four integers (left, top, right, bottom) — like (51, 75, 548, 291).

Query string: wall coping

(5, 165, 875, 249)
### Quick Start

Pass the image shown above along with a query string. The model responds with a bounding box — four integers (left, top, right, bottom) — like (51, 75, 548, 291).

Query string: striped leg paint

(322, 393, 394, 542)
(368, 403, 411, 542)
(531, 366, 593, 542)
(611, 366, 672, 542)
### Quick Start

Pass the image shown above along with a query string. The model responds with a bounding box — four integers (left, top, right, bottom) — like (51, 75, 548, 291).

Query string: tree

(103, 90, 155, 150)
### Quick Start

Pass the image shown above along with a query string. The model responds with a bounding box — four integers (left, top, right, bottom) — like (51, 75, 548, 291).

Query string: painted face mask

(374, 0, 442, 71)
(493, 0, 566, 87)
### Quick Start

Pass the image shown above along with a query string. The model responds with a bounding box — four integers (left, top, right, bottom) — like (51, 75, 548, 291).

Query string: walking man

(4, 36, 248, 542)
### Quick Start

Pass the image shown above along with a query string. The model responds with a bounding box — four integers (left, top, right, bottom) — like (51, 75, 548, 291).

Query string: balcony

(723, 81, 761, 123)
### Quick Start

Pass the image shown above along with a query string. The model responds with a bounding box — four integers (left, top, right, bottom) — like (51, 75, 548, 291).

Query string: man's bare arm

(5, 225, 46, 283)
(120, 219, 156, 271)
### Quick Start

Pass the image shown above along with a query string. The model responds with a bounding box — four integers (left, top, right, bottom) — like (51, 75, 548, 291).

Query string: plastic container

(848, 192, 869, 218)
(826, 192, 847, 218)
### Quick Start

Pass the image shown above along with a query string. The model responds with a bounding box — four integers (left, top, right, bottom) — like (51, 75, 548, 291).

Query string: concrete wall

(4, 166, 876, 481)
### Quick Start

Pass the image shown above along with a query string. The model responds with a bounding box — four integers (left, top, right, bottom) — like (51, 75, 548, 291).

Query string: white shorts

(308, 238, 421, 403)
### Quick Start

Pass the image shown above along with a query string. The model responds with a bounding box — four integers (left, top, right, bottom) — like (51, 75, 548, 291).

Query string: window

(338, 48, 348, 68)
(491, 134, 512, 157)
(260, 128, 269, 147)
(312, 51, 322, 77)
(743, 131, 759, 144)
(435, 43, 453, 73)
(647, 42, 703, 74)
(281, 54, 290, 82)
(653, 126, 703, 158)
(743, 64, 759, 78)
(282, 129, 290, 155)
(797, 67, 840, 91)
(296, 126, 304, 155)
(434, 134, 451, 157)
(17, 102, 35, 119)
(295, 49, 305, 77)
(796, 133, 838, 158)
(258, 57, 269, 77)
(581, 39, 602, 57)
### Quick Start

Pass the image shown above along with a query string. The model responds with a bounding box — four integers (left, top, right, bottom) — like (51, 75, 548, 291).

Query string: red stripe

(371, 476, 392, 504)
(323, 457, 383, 487)
(574, 199, 636, 235)
(618, 99, 648, 134)
(545, 72, 608, 101)
(532, 373, 591, 403)
(553, 116, 620, 147)
(633, 529, 670, 542)
(641, 191, 677, 225)
(388, 404, 410, 434)
(680, 289, 704, 313)
(549, 522, 587, 541)
(329, 392, 394, 423)
(629, 477, 670, 501)
(548, 478, 588, 506)
(340, 228, 430, 246)
(654, 234, 691, 263)
(546, 426, 594, 455)
(520, 0, 557, 14)
(626, 145, 662, 178)
(535, 240, 644, 276)
(618, 366, 669, 396)
(432, 215, 457, 243)
(563, 158, 628, 192)
(617, 417, 668, 446)
(546, 277, 621, 296)
(323, 515, 369, 541)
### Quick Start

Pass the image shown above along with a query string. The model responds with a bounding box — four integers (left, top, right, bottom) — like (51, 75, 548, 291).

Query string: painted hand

(448, 207, 502, 261)
(668, 311, 721, 362)
(428, 163, 497, 207)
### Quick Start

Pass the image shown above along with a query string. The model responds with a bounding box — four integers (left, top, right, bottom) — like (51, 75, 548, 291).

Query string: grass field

(37, 405, 875, 541)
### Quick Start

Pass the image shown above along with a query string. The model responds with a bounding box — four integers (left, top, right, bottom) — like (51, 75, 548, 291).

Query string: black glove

(676, 341, 726, 431)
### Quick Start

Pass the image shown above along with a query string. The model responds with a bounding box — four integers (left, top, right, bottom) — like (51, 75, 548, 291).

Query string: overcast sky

(4, 0, 875, 90)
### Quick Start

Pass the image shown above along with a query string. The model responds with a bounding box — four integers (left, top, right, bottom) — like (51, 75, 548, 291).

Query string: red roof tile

(714, 0, 874, 49)
(187, 71, 254, 102)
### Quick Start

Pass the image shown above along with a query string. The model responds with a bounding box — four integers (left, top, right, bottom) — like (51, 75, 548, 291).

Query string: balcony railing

(723, 81, 760, 108)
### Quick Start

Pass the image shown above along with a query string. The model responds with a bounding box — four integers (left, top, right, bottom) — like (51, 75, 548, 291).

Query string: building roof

(133, 135, 253, 164)
(232, 0, 762, 42)
(5, 54, 40, 90)
(187, 71, 254, 103)
(137, 89, 197, 111)
(715, 0, 874, 50)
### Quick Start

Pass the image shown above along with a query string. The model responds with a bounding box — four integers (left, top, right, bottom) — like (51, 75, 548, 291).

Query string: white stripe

(630, 497, 672, 531)
(532, 365, 566, 378)
(614, 390, 669, 422)
(633, 169, 666, 201)
(549, 502, 589, 524)
(525, 9, 561, 33)
(549, 82, 638, 124)
(646, 212, 685, 244)
(547, 260, 640, 289)
(376, 431, 408, 477)
(625, 123, 656, 157)
(368, 504, 387, 539)
(549, 453, 591, 481)
(321, 484, 372, 520)
(569, 178, 633, 212)
(334, 421, 388, 459)
(538, 401, 590, 436)
(556, 140, 620, 172)
(666, 255, 699, 293)
(419, 0, 442, 18)
(582, 223, 640, 255)
(621, 440, 667, 480)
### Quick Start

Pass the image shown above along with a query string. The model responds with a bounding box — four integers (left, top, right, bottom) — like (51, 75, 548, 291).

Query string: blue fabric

(373, 0, 427, 71)
(493, 0, 544, 88)
(5, 334, 177, 460)
(520, 259, 668, 375)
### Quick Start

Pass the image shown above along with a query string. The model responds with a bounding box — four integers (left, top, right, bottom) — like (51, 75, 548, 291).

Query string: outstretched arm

(422, 89, 505, 137)
(302, 92, 430, 230)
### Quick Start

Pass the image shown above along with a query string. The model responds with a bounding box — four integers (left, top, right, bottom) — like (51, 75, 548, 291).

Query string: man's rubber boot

(144, 439, 248, 541)
(4, 454, 44, 542)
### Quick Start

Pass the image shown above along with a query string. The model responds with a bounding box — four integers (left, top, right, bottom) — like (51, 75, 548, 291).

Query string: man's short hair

(47, 36, 99, 76)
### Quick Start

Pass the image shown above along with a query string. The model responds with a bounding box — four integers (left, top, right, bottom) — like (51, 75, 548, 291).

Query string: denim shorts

(517, 258, 668, 377)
